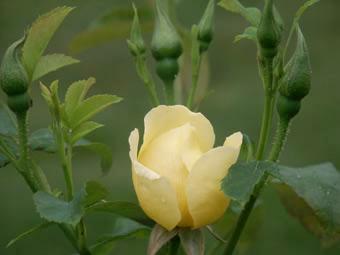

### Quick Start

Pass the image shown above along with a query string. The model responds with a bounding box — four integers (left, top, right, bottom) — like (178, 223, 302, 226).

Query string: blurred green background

(0, 0, 340, 254)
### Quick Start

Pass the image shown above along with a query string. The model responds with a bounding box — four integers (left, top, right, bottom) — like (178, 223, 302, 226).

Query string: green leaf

(148, 224, 178, 255)
(32, 54, 79, 81)
(33, 190, 86, 226)
(91, 218, 150, 255)
(71, 121, 103, 144)
(64, 77, 96, 118)
(86, 201, 153, 226)
(179, 229, 204, 255)
(29, 128, 56, 153)
(22, 6, 74, 76)
(6, 222, 53, 248)
(76, 142, 113, 175)
(218, 0, 261, 26)
(69, 94, 122, 129)
(269, 163, 340, 233)
(274, 183, 340, 246)
(84, 181, 109, 207)
(234, 26, 257, 43)
(0, 104, 17, 136)
(221, 161, 274, 206)
(69, 6, 153, 53)
(0, 137, 18, 168)
(0, 153, 9, 168)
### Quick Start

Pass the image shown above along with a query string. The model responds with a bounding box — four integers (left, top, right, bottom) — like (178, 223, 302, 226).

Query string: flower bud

(257, 0, 282, 58)
(127, 4, 146, 57)
(151, 0, 182, 60)
(197, 0, 215, 53)
(156, 58, 179, 82)
(279, 27, 311, 101)
(0, 37, 29, 96)
(277, 95, 301, 122)
(7, 92, 32, 113)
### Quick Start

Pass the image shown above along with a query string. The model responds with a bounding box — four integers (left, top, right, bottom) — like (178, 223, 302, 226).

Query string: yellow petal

(186, 146, 240, 228)
(139, 124, 203, 226)
(223, 132, 243, 151)
(142, 105, 215, 153)
(128, 129, 181, 230)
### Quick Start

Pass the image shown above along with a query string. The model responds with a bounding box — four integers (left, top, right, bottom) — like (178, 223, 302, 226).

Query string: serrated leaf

(32, 54, 79, 81)
(84, 181, 109, 207)
(269, 163, 340, 233)
(234, 26, 257, 43)
(148, 224, 178, 255)
(222, 161, 274, 206)
(179, 229, 205, 255)
(6, 222, 53, 248)
(69, 6, 153, 53)
(71, 121, 103, 145)
(22, 6, 74, 76)
(64, 77, 96, 118)
(33, 189, 86, 226)
(0, 104, 17, 136)
(29, 128, 56, 153)
(218, 0, 261, 26)
(76, 142, 113, 175)
(86, 201, 153, 226)
(91, 218, 150, 255)
(70, 94, 122, 129)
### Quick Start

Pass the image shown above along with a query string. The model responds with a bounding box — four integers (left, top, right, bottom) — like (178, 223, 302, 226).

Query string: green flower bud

(197, 0, 215, 53)
(151, 0, 182, 60)
(279, 27, 311, 101)
(276, 95, 301, 121)
(7, 92, 32, 113)
(127, 4, 146, 57)
(257, 0, 282, 58)
(156, 57, 179, 82)
(0, 37, 29, 96)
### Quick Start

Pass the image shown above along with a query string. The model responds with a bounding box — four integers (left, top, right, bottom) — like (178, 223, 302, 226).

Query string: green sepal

(151, 0, 182, 60)
(257, 0, 282, 58)
(197, 0, 215, 52)
(279, 26, 311, 101)
(127, 4, 146, 56)
(0, 37, 29, 96)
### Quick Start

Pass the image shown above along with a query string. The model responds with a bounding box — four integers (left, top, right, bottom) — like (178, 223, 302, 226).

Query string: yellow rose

(128, 105, 242, 230)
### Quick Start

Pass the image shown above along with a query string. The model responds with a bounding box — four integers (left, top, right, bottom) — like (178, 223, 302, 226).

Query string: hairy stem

(269, 119, 290, 162)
